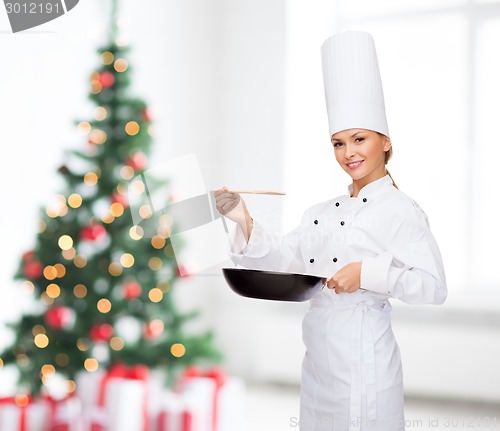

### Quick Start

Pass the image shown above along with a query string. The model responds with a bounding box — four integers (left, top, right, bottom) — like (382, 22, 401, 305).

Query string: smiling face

(331, 128, 392, 188)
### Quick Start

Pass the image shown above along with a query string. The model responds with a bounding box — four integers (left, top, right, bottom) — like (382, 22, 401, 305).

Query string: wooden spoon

(225, 189, 286, 196)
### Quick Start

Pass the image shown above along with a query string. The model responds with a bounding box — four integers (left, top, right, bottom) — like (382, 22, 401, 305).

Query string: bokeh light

(68, 193, 83, 208)
(157, 280, 171, 293)
(22, 281, 35, 294)
(95, 107, 108, 121)
(84, 172, 98, 186)
(41, 364, 56, 377)
(120, 165, 134, 180)
(125, 121, 140, 136)
(77, 121, 91, 135)
(32, 325, 46, 336)
(148, 257, 162, 271)
(74, 255, 88, 268)
(129, 226, 144, 240)
(84, 358, 99, 372)
(89, 129, 107, 145)
(67, 380, 77, 393)
(101, 51, 114, 65)
(73, 284, 88, 298)
(151, 235, 166, 249)
(55, 353, 69, 367)
(120, 253, 134, 268)
(170, 343, 186, 358)
(148, 288, 163, 303)
(43, 266, 58, 280)
(15, 394, 30, 407)
(76, 339, 89, 352)
(101, 212, 115, 224)
(110, 202, 124, 217)
(58, 235, 73, 250)
(130, 180, 145, 194)
(97, 298, 112, 313)
(110, 337, 124, 351)
(46, 283, 61, 299)
(34, 334, 49, 348)
(114, 58, 128, 72)
(62, 248, 77, 260)
(139, 205, 152, 219)
(108, 262, 123, 276)
(40, 292, 54, 306)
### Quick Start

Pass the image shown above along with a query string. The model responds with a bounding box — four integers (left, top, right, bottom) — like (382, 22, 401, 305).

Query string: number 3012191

(5, 2, 61, 14)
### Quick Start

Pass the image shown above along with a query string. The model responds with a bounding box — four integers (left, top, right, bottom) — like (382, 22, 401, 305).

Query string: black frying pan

(222, 268, 325, 302)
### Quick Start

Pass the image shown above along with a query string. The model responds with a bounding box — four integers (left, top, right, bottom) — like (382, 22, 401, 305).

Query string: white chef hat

(321, 30, 389, 138)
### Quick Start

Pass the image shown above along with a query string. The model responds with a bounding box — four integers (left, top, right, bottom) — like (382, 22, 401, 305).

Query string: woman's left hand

(326, 262, 362, 294)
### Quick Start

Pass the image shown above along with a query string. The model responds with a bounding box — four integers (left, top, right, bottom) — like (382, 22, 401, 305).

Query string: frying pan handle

(321, 276, 367, 291)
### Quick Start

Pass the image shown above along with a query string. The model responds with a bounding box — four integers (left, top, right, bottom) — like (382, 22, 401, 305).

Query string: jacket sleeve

(359, 203, 447, 305)
(227, 218, 307, 274)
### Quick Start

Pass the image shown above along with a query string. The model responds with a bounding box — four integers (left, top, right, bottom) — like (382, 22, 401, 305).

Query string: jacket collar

(347, 174, 394, 199)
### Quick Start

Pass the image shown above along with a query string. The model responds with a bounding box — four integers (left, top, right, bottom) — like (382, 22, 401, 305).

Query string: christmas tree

(0, 0, 221, 396)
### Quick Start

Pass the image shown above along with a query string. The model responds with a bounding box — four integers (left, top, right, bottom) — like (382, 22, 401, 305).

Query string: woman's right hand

(214, 187, 249, 223)
(214, 187, 253, 241)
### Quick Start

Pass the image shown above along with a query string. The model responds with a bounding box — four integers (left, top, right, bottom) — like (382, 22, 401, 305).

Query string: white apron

(299, 289, 405, 431)
(227, 175, 446, 431)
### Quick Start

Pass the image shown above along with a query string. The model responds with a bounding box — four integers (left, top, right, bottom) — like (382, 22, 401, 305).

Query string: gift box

(0, 394, 83, 431)
(76, 363, 150, 431)
(0, 396, 49, 431)
(0, 367, 244, 431)
(0, 395, 81, 431)
(174, 367, 245, 431)
(44, 395, 83, 431)
(213, 378, 245, 431)
(156, 390, 196, 431)
(75, 369, 105, 413)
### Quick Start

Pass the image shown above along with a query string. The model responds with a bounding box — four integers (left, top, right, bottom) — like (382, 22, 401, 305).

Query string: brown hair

(382, 135, 399, 190)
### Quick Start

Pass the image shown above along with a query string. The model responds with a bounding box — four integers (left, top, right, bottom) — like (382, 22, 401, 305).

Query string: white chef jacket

(227, 174, 447, 431)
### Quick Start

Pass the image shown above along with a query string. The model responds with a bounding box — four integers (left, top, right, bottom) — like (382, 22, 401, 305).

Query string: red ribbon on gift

(179, 366, 227, 431)
(0, 395, 33, 431)
(92, 363, 150, 431)
(158, 409, 194, 431)
(41, 393, 77, 431)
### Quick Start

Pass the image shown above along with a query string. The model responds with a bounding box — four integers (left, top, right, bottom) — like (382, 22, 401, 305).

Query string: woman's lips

(346, 160, 364, 170)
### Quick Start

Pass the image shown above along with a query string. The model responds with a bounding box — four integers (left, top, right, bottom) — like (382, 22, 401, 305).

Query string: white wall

(1, 0, 499, 404)
(1, 0, 103, 345)
(0, 0, 289, 386)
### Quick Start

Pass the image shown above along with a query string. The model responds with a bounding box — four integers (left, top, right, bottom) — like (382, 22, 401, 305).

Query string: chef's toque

(321, 31, 389, 138)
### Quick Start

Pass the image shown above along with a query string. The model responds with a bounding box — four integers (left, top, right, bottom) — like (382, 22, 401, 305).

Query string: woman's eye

(333, 142, 343, 148)
(355, 137, 365, 143)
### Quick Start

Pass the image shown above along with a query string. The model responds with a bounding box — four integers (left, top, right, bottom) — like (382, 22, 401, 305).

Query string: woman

(214, 31, 447, 431)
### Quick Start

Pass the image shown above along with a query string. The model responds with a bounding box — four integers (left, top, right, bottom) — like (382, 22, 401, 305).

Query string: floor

(244, 382, 500, 431)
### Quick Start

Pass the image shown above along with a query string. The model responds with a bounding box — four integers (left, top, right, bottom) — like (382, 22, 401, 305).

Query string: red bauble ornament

(141, 108, 152, 122)
(111, 192, 128, 208)
(100, 71, 115, 88)
(22, 250, 35, 261)
(45, 306, 74, 330)
(80, 224, 107, 241)
(125, 152, 147, 171)
(175, 264, 191, 278)
(122, 281, 142, 300)
(23, 260, 43, 279)
(89, 323, 113, 342)
(143, 320, 164, 340)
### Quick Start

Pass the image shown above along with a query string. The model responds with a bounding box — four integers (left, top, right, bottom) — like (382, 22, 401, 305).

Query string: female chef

(214, 31, 447, 431)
